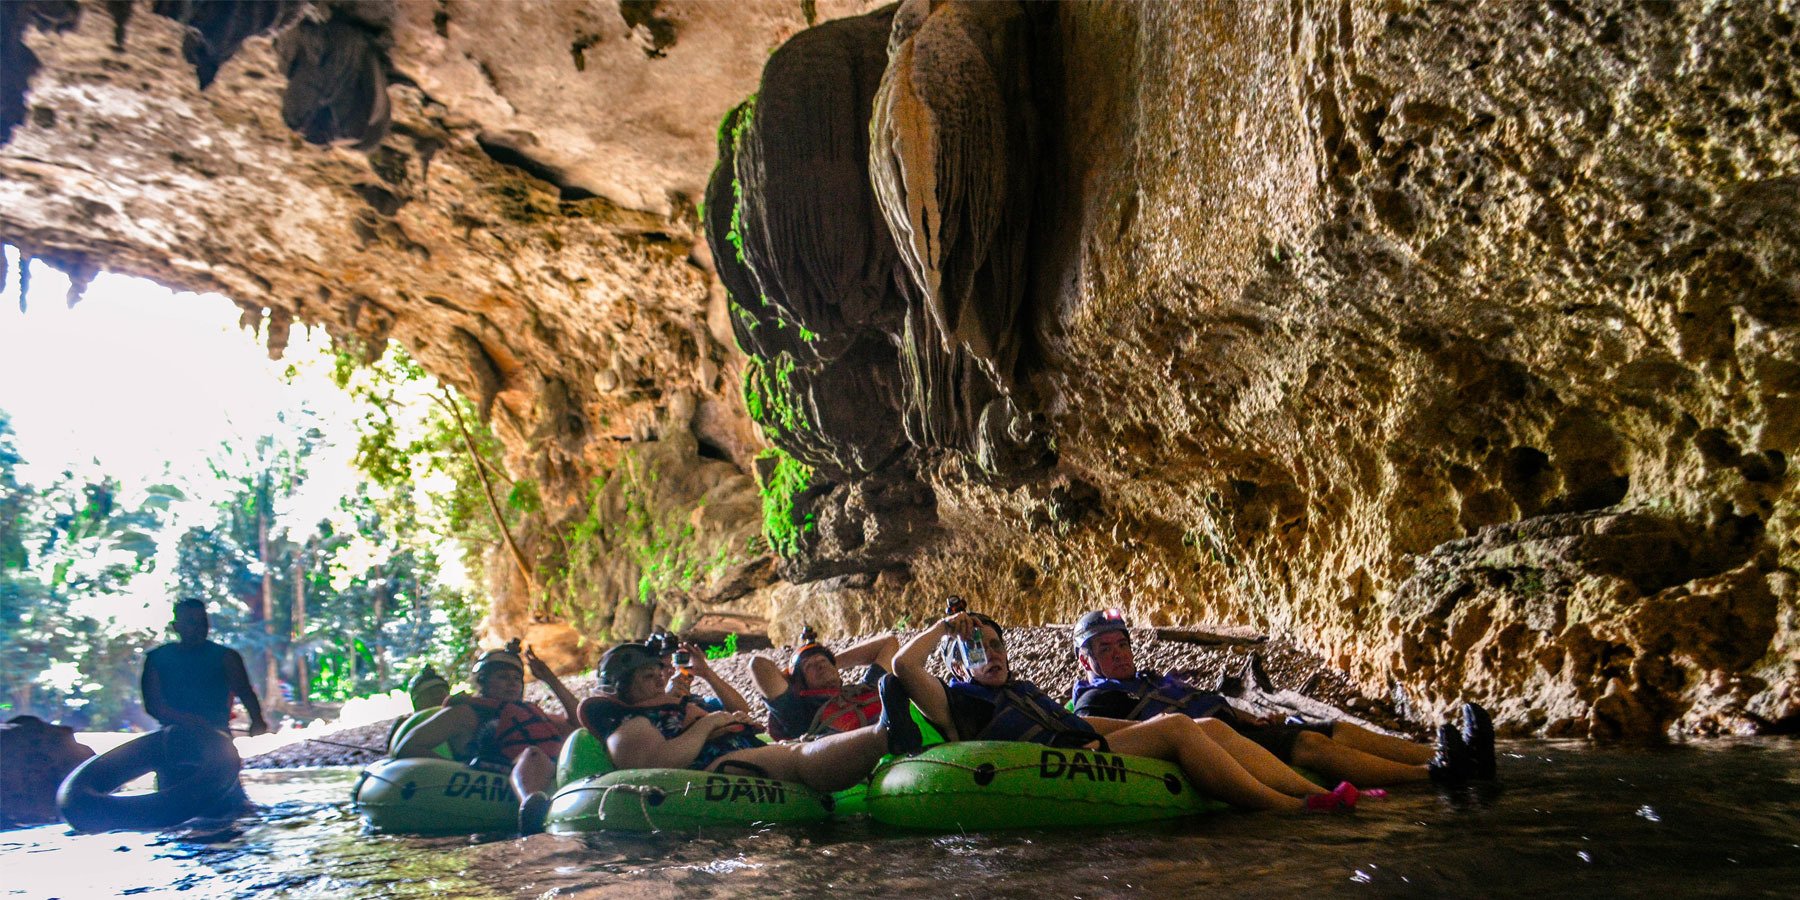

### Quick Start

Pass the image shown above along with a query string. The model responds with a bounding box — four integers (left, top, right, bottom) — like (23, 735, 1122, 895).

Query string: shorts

(1232, 720, 1335, 762)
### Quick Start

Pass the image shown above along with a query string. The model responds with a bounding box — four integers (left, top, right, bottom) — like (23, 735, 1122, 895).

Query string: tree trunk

(292, 541, 308, 705)
(373, 586, 387, 690)
(258, 504, 279, 711)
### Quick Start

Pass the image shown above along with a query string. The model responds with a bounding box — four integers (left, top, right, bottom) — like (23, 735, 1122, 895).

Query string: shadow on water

(3, 739, 1796, 899)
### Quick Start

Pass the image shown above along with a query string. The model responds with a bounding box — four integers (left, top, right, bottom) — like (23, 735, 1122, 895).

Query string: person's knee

(1290, 730, 1332, 763)
(1193, 717, 1233, 739)
(514, 747, 551, 774)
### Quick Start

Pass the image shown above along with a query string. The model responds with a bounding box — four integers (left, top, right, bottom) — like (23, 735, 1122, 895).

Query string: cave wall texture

(3, 0, 1796, 739)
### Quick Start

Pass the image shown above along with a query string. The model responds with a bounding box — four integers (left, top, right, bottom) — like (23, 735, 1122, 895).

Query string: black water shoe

(1217, 660, 1247, 698)
(519, 790, 551, 835)
(1244, 652, 1276, 694)
(1462, 702, 1496, 781)
(1428, 723, 1472, 786)
(879, 673, 923, 755)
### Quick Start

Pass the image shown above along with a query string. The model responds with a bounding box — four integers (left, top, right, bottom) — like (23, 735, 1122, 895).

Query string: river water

(3, 738, 1796, 898)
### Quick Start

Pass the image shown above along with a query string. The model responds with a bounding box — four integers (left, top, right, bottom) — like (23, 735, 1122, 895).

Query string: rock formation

(0, 715, 94, 826)
(3, 0, 1796, 739)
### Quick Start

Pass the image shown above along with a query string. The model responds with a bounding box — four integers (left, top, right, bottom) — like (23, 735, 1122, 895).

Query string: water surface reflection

(3, 739, 1795, 898)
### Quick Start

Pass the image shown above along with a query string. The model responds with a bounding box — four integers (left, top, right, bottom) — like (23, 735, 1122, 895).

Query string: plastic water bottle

(944, 596, 987, 670)
(959, 628, 989, 671)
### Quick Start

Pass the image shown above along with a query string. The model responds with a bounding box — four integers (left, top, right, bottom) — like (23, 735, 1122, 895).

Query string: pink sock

(1362, 788, 1388, 800)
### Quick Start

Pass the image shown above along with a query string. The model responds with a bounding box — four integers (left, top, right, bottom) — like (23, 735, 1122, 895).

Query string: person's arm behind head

(749, 655, 789, 699)
(834, 633, 900, 672)
(524, 646, 581, 732)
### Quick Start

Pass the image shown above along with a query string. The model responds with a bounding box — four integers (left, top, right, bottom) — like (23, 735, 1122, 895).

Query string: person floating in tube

(1069, 608, 1496, 786)
(750, 627, 898, 740)
(392, 639, 581, 834)
(881, 597, 1366, 812)
(579, 635, 906, 797)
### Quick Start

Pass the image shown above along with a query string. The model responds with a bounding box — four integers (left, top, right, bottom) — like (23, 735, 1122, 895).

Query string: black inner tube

(57, 726, 242, 832)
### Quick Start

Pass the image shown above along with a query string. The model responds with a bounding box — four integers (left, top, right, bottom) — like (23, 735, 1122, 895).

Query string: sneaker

(518, 791, 551, 835)
(1428, 723, 1472, 786)
(1462, 702, 1496, 781)
(878, 674, 923, 755)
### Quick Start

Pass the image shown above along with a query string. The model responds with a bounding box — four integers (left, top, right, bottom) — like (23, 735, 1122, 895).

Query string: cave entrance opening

(0, 247, 485, 735)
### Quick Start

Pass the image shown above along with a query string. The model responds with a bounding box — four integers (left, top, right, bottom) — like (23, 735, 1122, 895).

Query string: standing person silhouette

(141, 599, 269, 737)
(139, 598, 269, 814)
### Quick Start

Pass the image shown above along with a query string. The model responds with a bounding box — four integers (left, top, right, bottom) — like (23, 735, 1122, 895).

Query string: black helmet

(787, 625, 836, 676)
(408, 665, 449, 694)
(1073, 608, 1130, 650)
(598, 643, 665, 694)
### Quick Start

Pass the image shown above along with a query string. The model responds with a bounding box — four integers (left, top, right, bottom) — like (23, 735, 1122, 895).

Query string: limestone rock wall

(4, 0, 1796, 737)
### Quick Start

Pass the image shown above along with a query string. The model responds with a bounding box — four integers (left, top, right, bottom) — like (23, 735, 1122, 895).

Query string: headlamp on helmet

(408, 665, 450, 693)
(787, 625, 836, 676)
(471, 638, 525, 682)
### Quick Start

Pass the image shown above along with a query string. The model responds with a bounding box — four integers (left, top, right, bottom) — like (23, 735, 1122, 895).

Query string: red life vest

(797, 684, 882, 737)
(447, 694, 569, 761)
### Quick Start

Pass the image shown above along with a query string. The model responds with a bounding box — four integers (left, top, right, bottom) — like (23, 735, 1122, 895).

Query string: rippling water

(4, 739, 1796, 898)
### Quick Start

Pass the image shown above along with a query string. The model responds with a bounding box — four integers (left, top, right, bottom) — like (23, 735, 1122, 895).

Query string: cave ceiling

(3, 0, 1797, 738)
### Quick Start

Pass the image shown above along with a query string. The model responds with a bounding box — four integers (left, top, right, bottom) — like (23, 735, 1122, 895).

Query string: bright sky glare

(0, 247, 394, 631)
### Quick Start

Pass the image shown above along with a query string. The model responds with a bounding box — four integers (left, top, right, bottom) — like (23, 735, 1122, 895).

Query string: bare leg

(1192, 718, 1327, 795)
(1329, 723, 1435, 765)
(1289, 731, 1428, 785)
(1106, 716, 1301, 812)
(711, 725, 888, 793)
(511, 746, 555, 801)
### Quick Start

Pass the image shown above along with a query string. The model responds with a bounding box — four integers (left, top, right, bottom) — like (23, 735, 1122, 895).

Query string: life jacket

(579, 695, 761, 770)
(799, 684, 882, 737)
(946, 679, 1102, 749)
(1072, 672, 1234, 722)
(580, 695, 689, 742)
(446, 693, 569, 762)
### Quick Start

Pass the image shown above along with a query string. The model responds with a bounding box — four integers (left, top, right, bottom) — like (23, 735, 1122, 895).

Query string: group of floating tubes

(353, 711, 1227, 835)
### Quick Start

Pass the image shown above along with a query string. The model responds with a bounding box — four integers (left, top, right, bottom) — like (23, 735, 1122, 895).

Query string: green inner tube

(865, 741, 1227, 831)
(352, 757, 517, 834)
(547, 767, 833, 833)
(386, 709, 452, 759)
(551, 729, 846, 832)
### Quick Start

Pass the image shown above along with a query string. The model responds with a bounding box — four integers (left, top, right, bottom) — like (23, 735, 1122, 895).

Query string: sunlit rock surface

(4, 0, 1796, 737)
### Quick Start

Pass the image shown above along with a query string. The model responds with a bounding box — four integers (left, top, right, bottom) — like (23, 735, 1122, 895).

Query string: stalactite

(871, 0, 1037, 392)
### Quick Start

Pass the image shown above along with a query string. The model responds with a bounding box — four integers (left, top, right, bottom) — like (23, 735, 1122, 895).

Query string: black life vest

(1072, 672, 1233, 722)
(579, 695, 761, 767)
(946, 678, 1102, 749)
